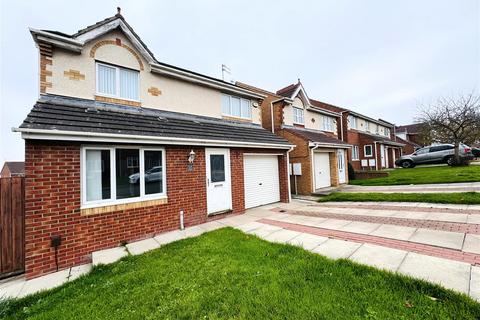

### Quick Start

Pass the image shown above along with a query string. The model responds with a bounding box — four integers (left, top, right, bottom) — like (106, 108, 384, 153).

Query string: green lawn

(317, 192, 480, 204)
(350, 165, 480, 186)
(2, 228, 479, 319)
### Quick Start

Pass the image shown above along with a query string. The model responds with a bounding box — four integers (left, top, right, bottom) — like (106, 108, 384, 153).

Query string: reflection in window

(85, 149, 111, 201)
(144, 151, 163, 195)
(117, 149, 140, 199)
(210, 155, 225, 182)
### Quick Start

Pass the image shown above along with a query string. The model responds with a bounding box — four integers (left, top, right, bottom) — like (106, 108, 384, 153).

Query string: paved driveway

(235, 200, 480, 301)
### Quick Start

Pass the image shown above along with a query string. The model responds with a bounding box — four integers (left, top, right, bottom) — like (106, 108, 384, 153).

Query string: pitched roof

(18, 95, 291, 148)
(276, 83, 300, 98)
(396, 123, 422, 133)
(283, 127, 349, 146)
(309, 99, 347, 113)
(2, 162, 25, 176)
(395, 135, 420, 148)
(356, 131, 405, 147)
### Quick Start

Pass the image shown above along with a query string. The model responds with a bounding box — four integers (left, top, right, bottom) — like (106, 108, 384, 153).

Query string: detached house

(14, 11, 293, 279)
(238, 81, 351, 195)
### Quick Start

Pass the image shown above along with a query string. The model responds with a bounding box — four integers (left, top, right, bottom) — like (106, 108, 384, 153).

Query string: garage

(244, 155, 280, 209)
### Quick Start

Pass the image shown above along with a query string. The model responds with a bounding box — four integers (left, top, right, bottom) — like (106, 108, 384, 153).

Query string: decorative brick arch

(90, 39, 144, 71)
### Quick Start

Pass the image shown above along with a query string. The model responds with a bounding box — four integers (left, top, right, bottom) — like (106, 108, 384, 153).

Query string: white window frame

(385, 127, 390, 137)
(221, 94, 252, 120)
(352, 145, 360, 161)
(293, 107, 305, 125)
(322, 116, 334, 132)
(80, 145, 167, 209)
(348, 115, 357, 129)
(365, 122, 370, 132)
(364, 144, 373, 157)
(95, 62, 140, 102)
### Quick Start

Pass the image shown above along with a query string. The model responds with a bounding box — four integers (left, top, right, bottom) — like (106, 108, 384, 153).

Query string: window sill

(222, 115, 252, 122)
(81, 196, 168, 216)
(95, 95, 141, 107)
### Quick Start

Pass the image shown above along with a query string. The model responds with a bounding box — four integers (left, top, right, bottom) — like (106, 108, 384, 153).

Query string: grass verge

(317, 192, 480, 204)
(1, 228, 479, 319)
(350, 165, 480, 186)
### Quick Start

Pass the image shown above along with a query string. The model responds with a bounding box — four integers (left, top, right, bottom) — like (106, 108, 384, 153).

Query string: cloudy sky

(1, 0, 479, 164)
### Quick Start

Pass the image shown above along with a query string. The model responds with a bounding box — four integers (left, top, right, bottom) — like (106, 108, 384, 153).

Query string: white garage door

(244, 155, 280, 209)
(314, 152, 331, 189)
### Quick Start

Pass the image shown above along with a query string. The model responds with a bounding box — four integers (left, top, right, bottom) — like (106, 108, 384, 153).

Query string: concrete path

(1, 200, 479, 302)
(338, 182, 480, 193)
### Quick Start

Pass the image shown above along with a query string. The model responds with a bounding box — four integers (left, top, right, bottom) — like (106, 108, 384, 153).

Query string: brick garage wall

(24, 141, 288, 279)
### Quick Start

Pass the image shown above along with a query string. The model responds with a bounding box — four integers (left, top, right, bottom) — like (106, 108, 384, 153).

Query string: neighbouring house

(13, 10, 293, 279)
(395, 123, 426, 147)
(0, 161, 25, 177)
(238, 81, 351, 195)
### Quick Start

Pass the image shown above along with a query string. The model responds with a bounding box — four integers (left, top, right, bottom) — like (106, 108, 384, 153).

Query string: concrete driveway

(234, 199, 480, 301)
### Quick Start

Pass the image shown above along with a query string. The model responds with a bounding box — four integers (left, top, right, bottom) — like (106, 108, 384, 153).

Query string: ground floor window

(364, 145, 373, 157)
(82, 146, 166, 207)
(352, 145, 359, 160)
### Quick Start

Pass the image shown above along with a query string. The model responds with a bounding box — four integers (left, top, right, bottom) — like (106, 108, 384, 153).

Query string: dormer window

(96, 62, 139, 101)
(293, 107, 304, 125)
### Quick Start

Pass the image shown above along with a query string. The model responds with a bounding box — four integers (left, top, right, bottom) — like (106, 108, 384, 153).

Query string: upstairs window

(365, 122, 370, 132)
(222, 94, 251, 119)
(348, 115, 357, 129)
(96, 62, 139, 101)
(385, 127, 390, 136)
(322, 116, 334, 132)
(293, 107, 305, 124)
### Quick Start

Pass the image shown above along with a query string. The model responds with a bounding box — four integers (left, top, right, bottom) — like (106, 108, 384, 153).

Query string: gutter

(308, 142, 351, 149)
(12, 127, 295, 150)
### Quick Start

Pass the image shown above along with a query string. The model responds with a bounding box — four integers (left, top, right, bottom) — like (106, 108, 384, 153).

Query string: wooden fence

(0, 177, 25, 279)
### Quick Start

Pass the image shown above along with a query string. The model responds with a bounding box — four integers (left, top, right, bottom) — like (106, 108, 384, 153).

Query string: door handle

(259, 182, 263, 186)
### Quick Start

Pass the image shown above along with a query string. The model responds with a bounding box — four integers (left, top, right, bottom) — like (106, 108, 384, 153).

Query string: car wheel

(401, 160, 414, 168)
(446, 156, 454, 166)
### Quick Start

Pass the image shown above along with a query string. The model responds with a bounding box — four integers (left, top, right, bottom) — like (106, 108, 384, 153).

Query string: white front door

(337, 149, 346, 184)
(206, 148, 232, 214)
(380, 144, 386, 168)
(314, 152, 331, 189)
(244, 155, 280, 209)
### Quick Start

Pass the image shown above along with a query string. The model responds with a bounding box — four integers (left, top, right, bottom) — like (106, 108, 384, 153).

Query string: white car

(129, 166, 162, 184)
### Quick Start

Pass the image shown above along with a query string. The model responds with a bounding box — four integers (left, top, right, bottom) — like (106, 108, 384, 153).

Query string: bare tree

(416, 94, 480, 165)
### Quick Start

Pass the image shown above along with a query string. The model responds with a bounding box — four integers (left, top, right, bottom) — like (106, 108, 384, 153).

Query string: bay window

(221, 94, 252, 119)
(96, 62, 139, 101)
(82, 146, 166, 208)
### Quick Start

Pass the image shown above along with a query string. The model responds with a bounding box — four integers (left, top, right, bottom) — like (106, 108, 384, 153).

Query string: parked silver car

(395, 144, 473, 168)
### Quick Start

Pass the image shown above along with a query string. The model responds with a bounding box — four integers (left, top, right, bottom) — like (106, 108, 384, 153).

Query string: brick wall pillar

(329, 152, 339, 187)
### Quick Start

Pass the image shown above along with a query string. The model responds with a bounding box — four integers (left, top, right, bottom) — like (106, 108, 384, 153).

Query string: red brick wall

(24, 141, 289, 279)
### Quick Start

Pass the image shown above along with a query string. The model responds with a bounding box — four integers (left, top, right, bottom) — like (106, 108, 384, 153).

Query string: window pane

(119, 68, 139, 100)
(210, 155, 225, 182)
(116, 149, 140, 199)
(241, 99, 251, 118)
(222, 94, 230, 115)
(98, 64, 116, 95)
(365, 146, 372, 156)
(144, 151, 163, 195)
(85, 150, 111, 201)
(231, 97, 241, 117)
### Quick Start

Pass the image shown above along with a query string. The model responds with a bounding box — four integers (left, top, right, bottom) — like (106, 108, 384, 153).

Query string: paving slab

(424, 213, 468, 223)
(315, 219, 353, 230)
(264, 229, 302, 244)
(288, 233, 329, 251)
(311, 239, 361, 260)
(69, 264, 92, 281)
(294, 216, 330, 227)
(408, 229, 464, 250)
(219, 215, 257, 227)
(18, 269, 70, 298)
(198, 221, 224, 232)
(92, 247, 128, 266)
(349, 244, 408, 272)
(467, 215, 480, 224)
(338, 221, 381, 235)
(0, 279, 25, 299)
(397, 252, 471, 294)
(236, 221, 266, 233)
(183, 226, 206, 238)
(390, 211, 428, 220)
(470, 266, 480, 302)
(247, 224, 283, 239)
(370, 224, 417, 241)
(126, 238, 160, 255)
(154, 230, 186, 246)
(462, 234, 480, 254)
